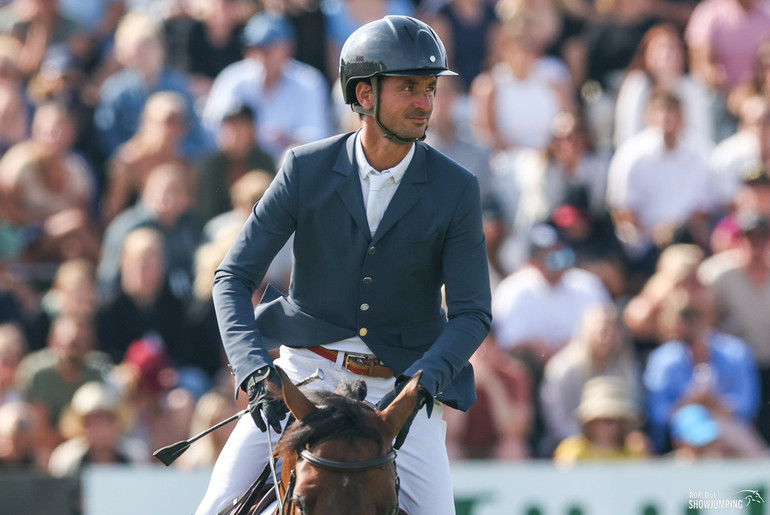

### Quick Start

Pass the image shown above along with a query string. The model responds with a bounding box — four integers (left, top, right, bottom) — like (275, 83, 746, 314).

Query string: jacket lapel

(333, 132, 370, 237)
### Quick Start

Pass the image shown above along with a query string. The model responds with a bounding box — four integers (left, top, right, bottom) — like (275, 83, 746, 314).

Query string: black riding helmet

(339, 15, 456, 143)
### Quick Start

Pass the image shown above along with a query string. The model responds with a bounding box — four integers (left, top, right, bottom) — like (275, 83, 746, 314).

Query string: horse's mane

(275, 380, 386, 457)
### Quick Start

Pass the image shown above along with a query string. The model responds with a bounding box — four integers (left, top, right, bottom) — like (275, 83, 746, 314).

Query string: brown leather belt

(306, 346, 394, 379)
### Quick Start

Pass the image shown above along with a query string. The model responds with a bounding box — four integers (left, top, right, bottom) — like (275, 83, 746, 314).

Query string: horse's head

(274, 367, 420, 515)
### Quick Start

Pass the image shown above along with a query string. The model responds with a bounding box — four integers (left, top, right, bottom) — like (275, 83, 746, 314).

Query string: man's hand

(376, 375, 433, 449)
(244, 367, 288, 433)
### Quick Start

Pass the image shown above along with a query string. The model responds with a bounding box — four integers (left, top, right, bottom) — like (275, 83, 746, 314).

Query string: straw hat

(574, 376, 638, 423)
(59, 381, 130, 439)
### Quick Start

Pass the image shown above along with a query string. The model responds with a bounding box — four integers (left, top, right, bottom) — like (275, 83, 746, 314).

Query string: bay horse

(225, 367, 421, 515)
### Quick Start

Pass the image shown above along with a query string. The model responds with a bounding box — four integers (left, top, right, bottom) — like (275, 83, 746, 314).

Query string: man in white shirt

(606, 90, 716, 257)
(201, 12, 332, 162)
(492, 224, 611, 365)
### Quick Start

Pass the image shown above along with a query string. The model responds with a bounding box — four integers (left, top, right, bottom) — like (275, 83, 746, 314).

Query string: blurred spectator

(606, 91, 715, 272)
(321, 0, 413, 83)
(265, 0, 329, 81)
(93, 12, 211, 161)
(623, 243, 705, 348)
(25, 258, 98, 351)
(470, 11, 570, 153)
(614, 23, 714, 148)
(30, 100, 98, 210)
(0, 139, 101, 264)
(0, 323, 25, 405)
(0, 401, 42, 470)
(669, 403, 768, 459)
(426, 0, 499, 92)
(166, 0, 246, 102)
(686, 0, 770, 94)
(709, 96, 770, 209)
(185, 230, 237, 388)
(201, 169, 273, 244)
(686, 0, 770, 140)
(495, 112, 611, 270)
(197, 103, 276, 226)
(101, 91, 193, 224)
(26, 48, 101, 167)
(202, 10, 332, 162)
(19, 314, 108, 462)
(541, 305, 642, 455)
(97, 162, 200, 300)
(48, 380, 147, 476)
(423, 75, 492, 196)
(481, 193, 510, 288)
(644, 289, 763, 453)
(552, 375, 649, 464)
(707, 164, 770, 256)
(445, 332, 533, 461)
(96, 227, 206, 396)
(699, 211, 770, 444)
(109, 337, 195, 454)
(0, 0, 86, 79)
(579, 0, 657, 147)
(175, 382, 242, 469)
(0, 36, 29, 156)
(492, 223, 610, 366)
(550, 187, 629, 298)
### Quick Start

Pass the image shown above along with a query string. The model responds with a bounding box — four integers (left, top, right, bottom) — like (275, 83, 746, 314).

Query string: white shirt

(606, 127, 715, 232)
(492, 266, 610, 352)
(202, 58, 332, 162)
(322, 132, 414, 355)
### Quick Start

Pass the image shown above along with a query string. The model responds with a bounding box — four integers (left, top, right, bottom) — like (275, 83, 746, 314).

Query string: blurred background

(0, 0, 769, 513)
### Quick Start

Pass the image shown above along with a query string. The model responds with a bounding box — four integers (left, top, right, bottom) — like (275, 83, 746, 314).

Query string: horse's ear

(276, 366, 318, 420)
(376, 371, 423, 442)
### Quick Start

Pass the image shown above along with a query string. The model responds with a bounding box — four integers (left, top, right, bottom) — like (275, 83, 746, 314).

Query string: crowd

(1, 0, 770, 485)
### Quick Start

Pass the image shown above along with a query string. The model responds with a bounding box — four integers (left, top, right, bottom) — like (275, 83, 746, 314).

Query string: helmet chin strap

(351, 76, 427, 144)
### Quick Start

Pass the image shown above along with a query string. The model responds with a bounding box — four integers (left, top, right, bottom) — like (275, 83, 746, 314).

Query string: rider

(195, 15, 491, 515)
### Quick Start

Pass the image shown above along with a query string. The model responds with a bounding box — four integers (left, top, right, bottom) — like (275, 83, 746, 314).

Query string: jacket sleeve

(212, 150, 299, 396)
(401, 174, 492, 397)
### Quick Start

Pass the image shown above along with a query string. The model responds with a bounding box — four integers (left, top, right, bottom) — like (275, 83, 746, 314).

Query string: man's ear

(356, 81, 374, 111)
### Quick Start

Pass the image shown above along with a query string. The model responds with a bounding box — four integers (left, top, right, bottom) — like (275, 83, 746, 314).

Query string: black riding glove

(244, 367, 288, 433)
(376, 375, 433, 449)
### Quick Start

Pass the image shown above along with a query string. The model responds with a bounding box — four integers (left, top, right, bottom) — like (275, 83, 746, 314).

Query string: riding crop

(153, 368, 325, 466)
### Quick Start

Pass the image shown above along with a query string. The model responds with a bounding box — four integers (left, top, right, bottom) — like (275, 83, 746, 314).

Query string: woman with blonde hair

(540, 303, 642, 455)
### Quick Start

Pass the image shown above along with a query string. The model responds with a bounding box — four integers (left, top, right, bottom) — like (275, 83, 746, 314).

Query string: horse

(225, 367, 421, 515)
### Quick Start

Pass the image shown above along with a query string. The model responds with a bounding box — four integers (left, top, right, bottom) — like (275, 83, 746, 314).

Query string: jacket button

(359, 328, 368, 337)
(368, 246, 376, 255)
(363, 276, 373, 284)
(360, 303, 369, 311)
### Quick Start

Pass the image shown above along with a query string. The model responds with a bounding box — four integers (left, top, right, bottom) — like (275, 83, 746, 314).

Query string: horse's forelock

(276, 391, 384, 459)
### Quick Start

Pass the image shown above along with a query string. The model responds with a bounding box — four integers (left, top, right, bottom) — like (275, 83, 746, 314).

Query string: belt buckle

(343, 352, 377, 376)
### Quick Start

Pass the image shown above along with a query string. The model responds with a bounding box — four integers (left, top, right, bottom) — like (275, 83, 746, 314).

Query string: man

(195, 15, 492, 515)
(700, 211, 770, 445)
(606, 91, 715, 268)
(201, 11, 332, 163)
(644, 289, 763, 454)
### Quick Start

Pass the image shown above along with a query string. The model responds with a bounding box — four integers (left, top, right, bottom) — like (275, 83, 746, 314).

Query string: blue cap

(671, 404, 720, 447)
(242, 12, 296, 48)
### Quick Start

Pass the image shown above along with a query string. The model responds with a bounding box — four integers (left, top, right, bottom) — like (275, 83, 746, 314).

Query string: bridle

(278, 446, 400, 515)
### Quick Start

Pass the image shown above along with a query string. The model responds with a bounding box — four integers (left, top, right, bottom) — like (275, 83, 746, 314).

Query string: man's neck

(359, 123, 412, 171)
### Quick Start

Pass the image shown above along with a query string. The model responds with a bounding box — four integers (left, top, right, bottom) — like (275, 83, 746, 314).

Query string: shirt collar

(355, 131, 414, 184)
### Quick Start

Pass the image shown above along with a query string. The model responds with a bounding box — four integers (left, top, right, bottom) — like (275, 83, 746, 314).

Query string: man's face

(376, 75, 437, 141)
